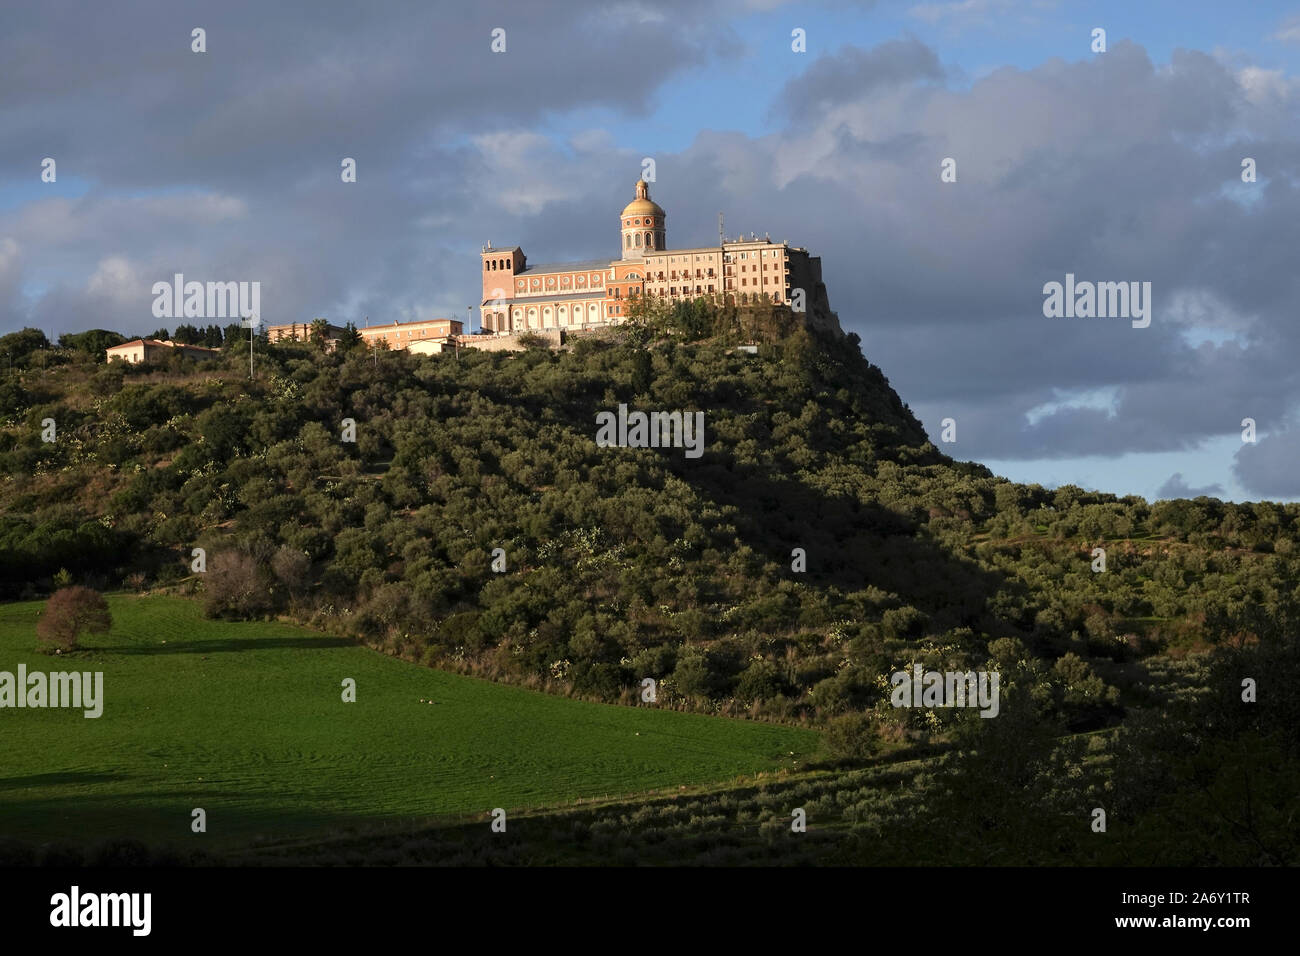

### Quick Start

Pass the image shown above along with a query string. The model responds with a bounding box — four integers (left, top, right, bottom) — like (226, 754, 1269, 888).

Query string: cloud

(1272, 14, 1300, 45)
(773, 37, 943, 121)
(1155, 473, 1226, 500)
(1233, 425, 1300, 499)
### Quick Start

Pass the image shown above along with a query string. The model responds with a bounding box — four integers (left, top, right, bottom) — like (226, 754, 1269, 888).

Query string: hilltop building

(478, 179, 838, 335)
(265, 317, 463, 352)
(106, 339, 221, 364)
(359, 318, 462, 350)
(266, 321, 347, 344)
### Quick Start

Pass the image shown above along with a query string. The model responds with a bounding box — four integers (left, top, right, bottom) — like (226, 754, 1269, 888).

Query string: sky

(1, 0, 1297, 502)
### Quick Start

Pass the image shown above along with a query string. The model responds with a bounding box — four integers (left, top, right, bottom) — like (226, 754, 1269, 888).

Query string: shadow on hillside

(0, 792, 399, 857)
(669, 457, 1029, 636)
(0, 770, 124, 792)
(96, 636, 355, 656)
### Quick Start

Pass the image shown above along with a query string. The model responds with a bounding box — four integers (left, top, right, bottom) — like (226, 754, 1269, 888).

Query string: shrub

(36, 586, 112, 652)
(202, 549, 272, 619)
(825, 712, 882, 763)
(735, 658, 785, 703)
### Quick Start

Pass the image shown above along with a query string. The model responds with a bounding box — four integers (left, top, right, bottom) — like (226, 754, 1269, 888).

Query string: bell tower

(619, 179, 666, 260)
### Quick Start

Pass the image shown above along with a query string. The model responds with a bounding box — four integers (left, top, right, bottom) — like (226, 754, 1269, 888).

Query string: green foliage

(58, 328, 126, 360)
(0, 328, 51, 367)
(824, 711, 880, 762)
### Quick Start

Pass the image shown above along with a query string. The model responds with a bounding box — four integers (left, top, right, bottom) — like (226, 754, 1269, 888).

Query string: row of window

(723, 250, 786, 262)
(515, 274, 603, 290)
(653, 269, 715, 279)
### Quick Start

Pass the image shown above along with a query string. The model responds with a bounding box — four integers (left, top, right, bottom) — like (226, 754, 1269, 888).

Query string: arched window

(644, 232, 652, 248)
(635, 233, 642, 246)
(626, 235, 631, 248)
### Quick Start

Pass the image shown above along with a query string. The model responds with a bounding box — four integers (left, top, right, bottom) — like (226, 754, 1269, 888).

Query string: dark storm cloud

(1233, 426, 1300, 499)
(771, 36, 944, 121)
(0, 0, 734, 191)
(742, 40, 1300, 463)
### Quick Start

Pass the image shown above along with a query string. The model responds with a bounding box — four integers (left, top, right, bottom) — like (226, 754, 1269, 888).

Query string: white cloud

(469, 131, 621, 215)
(1272, 14, 1300, 45)
(86, 255, 143, 308)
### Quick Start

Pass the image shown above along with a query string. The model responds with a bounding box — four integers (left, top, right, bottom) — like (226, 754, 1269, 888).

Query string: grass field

(0, 596, 818, 847)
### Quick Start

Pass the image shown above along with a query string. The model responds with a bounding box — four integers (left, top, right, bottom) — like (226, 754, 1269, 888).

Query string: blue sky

(1, 0, 1297, 502)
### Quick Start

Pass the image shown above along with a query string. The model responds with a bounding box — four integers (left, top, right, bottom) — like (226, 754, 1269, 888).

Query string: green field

(0, 596, 818, 847)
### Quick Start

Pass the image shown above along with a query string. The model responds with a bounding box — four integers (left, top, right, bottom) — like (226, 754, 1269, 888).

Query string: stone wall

(458, 328, 565, 353)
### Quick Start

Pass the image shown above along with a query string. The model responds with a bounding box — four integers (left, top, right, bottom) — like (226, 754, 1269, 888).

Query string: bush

(735, 658, 786, 703)
(824, 712, 881, 763)
(36, 586, 112, 652)
(202, 549, 272, 618)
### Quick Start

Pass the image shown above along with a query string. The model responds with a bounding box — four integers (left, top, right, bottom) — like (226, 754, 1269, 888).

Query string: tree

(337, 322, 363, 351)
(825, 712, 881, 762)
(37, 586, 112, 652)
(0, 328, 51, 367)
(309, 318, 331, 350)
(149, 328, 170, 342)
(203, 549, 272, 618)
(58, 329, 126, 360)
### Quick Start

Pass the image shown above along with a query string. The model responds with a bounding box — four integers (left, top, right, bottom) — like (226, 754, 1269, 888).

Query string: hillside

(2, 317, 1298, 864)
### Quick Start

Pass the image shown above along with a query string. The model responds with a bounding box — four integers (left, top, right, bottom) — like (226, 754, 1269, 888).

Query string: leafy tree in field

(36, 586, 112, 652)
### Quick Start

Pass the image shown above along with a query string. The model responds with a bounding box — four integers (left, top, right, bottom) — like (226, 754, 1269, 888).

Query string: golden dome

(620, 179, 664, 219)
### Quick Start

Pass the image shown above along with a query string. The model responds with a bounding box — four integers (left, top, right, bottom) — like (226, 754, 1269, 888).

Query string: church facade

(478, 179, 834, 334)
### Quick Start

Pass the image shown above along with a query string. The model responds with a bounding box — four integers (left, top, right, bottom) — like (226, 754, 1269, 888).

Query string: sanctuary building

(478, 179, 836, 334)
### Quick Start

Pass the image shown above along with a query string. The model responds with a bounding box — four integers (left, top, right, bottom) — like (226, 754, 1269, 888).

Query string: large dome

(621, 179, 664, 218)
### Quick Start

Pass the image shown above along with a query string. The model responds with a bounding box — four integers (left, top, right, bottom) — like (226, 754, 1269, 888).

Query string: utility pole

(242, 313, 260, 378)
